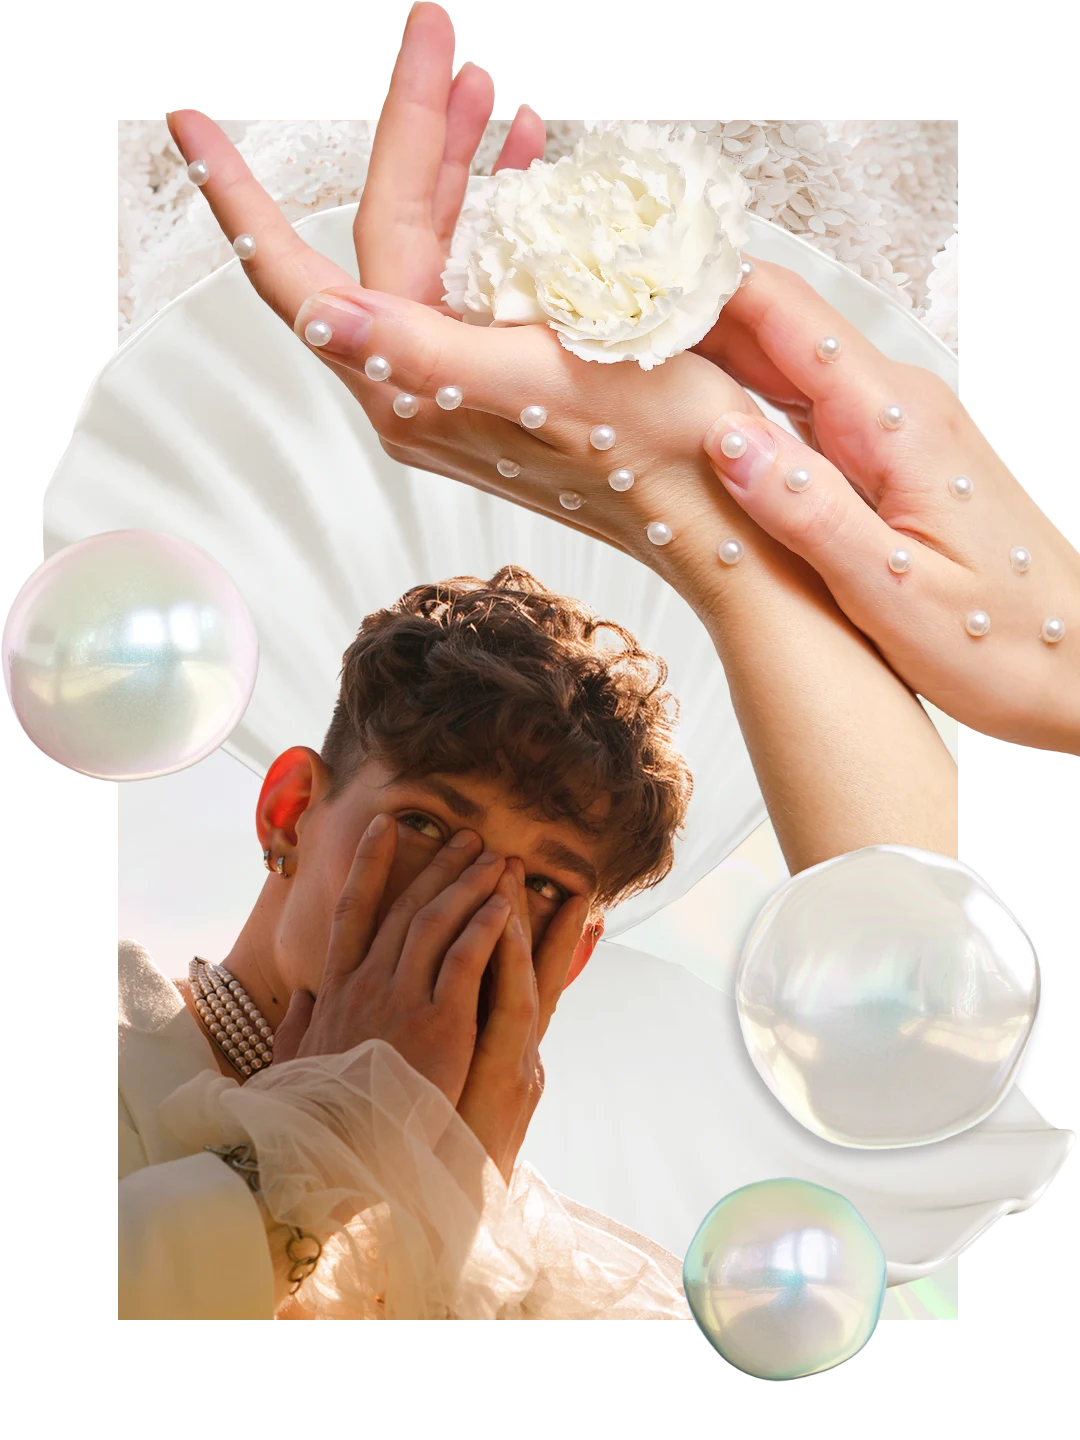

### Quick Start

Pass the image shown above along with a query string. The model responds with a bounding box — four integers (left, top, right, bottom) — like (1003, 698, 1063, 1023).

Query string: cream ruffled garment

(118, 940, 689, 1320)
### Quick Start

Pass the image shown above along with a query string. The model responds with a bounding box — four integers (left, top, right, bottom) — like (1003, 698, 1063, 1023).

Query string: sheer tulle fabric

(159, 1039, 687, 1319)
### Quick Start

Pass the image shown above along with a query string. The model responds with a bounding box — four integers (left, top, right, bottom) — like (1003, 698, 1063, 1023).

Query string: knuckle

(331, 890, 359, 924)
(786, 485, 852, 553)
(409, 903, 447, 936)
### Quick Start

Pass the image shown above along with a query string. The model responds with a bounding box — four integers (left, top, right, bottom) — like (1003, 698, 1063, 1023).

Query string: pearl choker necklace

(189, 958, 275, 1078)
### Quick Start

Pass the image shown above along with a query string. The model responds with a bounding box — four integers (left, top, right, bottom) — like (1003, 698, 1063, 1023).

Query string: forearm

(653, 500, 958, 873)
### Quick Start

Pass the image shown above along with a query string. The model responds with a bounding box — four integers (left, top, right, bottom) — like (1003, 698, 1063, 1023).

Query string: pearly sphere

(785, 467, 813, 493)
(559, 491, 584, 511)
(364, 355, 392, 383)
(887, 547, 913, 574)
(232, 234, 257, 261)
(948, 474, 973, 500)
(186, 159, 210, 187)
(436, 385, 463, 410)
(815, 335, 841, 363)
(392, 392, 419, 419)
(1041, 616, 1066, 644)
(878, 404, 905, 430)
(2, 530, 259, 781)
(608, 468, 635, 492)
(1009, 546, 1031, 573)
(718, 538, 745, 566)
(520, 405, 547, 430)
(646, 521, 673, 546)
(736, 846, 1039, 1147)
(497, 458, 521, 478)
(966, 609, 991, 637)
(684, 1179, 886, 1381)
(589, 424, 616, 451)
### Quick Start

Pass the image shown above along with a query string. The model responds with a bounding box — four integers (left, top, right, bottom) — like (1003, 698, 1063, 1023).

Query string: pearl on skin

(1041, 617, 1066, 645)
(365, 355, 392, 383)
(718, 538, 745, 566)
(739, 259, 755, 286)
(816, 335, 842, 363)
(304, 319, 332, 348)
(878, 404, 905, 430)
(187, 159, 210, 186)
(965, 610, 992, 638)
(232, 234, 257, 261)
(559, 491, 584, 510)
(393, 392, 420, 418)
(646, 521, 673, 546)
(608, 468, 635, 492)
(786, 467, 813, 493)
(520, 405, 547, 429)
(949, 474, 974, 500)
(888, 547, 913, 574)
(436, 385, 463, 410)
(589, 424, 617, 451)
(1009, 546, 1031, 573)
(719, 430, 748, 459)
(497, 458, 521, 478)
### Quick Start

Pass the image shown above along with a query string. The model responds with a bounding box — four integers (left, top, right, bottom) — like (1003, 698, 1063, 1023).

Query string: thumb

(271, 988, 316, 1065)
(292, 283, 560, 423)
(702, 411, 935, 601)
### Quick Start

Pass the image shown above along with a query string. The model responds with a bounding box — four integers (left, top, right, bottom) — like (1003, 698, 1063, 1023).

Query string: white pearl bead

(187, 159, 210, 186)
(559, 491, 584, 511)
(785, 467, 813, 493)
(365, 355, 392, 382)
(1009, 546, 1031, 573)
(233, 234, 257, 261)
(497, 458, 521, 478)
(966, 610, 991, 638)
(589, 424, 616, 451)
(739, 259, 755, 286)
(520, 405, 547, 429)
(1041, 617, 1066, 645)
(304, 319, 332, 348)
(816, 335, 842, 363)
(719, 430, 747, 459)
(608, 468, 635, 492)
(718, 538, 745, 566)
(646, 521, 673, 546)
(948, 474, 973, 500)
(436, 385, 463, 410)
(888, 547, 913, 574)
(393, 392, 419, 418)
(878, 404, 905, 430)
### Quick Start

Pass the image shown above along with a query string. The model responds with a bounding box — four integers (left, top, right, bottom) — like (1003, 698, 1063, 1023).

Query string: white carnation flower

(441, 121, 751, 370)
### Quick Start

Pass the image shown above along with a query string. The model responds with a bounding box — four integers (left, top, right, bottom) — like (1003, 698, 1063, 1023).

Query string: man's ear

(256, 746, 331, 857)
(564, 916, 605, 988)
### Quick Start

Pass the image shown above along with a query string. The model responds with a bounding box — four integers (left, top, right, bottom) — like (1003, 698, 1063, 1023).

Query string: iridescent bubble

(684, 1178, 886, 1381)
(3, 530, 259, 780)
(736, 845, 1039, 1147)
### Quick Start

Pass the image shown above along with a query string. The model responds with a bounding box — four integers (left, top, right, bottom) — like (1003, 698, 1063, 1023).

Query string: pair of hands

(273, 816, 588, 1182)
(167, 1, 1078, 754)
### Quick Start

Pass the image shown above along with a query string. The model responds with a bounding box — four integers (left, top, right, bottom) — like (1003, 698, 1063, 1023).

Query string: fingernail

(510, 914, 527, 941)
(487, 895, 510, 912)
(476, 849, 503, 865)
(295, 293, 374, 356)
(367, 813, 391, 836)
(448, 829, 478, 848)
(703, 413, 777, 489)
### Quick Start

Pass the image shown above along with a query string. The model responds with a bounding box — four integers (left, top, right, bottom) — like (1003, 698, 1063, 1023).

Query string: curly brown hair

(320, 565, 693, 911)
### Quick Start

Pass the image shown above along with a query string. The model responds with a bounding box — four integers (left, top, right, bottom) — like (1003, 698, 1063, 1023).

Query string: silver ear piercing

(263, 848, 273, 872)
(436, 385, 463, 410)
(233, 234, 257, 261)
(187, 159, 210, 186)
(276, 855, 290, 878)
(365, 355, 392, 382)
(878, 404, 905, 430)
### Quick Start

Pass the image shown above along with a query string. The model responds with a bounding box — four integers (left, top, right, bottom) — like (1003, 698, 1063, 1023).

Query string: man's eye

(526, 875, 567, 903)
(398, 812, 444, 841)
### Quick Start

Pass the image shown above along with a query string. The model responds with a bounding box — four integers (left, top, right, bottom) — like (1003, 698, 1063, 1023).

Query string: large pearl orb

(887, 547, 913, 574)
(646, 521, 673, 546)
(718, 538, 745, 566)
(365, 355, 392, 383)
(435, 385, 463, 410)
(232, 234, 257, 261)
(589, 424, 616, 451)
(966, 609, 991, 637)
(392, 392, 419, 419)
(520, 405, 547, 430)
(1041, 616, 1066, 645)
(683, 1179, 886, 1381)
(608, 468, 635, 492)
(2, 530, 259, 781)
(186, 159, 210, 186)
(735, 846, 1039, 1147)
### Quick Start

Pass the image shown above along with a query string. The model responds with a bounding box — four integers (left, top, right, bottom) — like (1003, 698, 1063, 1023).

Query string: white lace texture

(158, 1038, 687, 1320)
(119, 119, 957, 351)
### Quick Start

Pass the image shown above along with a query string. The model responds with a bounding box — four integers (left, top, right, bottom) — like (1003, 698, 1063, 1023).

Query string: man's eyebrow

(534, 838, 599, 891)
(410, 778, 599, 890)
(411, 777, 485, 820)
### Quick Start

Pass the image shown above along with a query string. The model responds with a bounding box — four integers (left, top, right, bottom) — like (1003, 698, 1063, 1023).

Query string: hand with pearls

(696, 257, 1080, 754)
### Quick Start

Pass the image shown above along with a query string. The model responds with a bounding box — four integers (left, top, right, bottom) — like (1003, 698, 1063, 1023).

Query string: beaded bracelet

(205, 1142, 323, 1295)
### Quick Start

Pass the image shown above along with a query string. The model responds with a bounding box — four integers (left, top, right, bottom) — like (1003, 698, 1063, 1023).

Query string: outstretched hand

(695, 259, 1080, 753)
